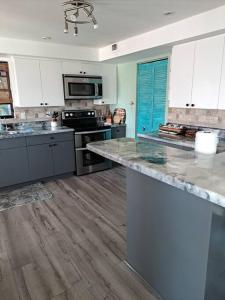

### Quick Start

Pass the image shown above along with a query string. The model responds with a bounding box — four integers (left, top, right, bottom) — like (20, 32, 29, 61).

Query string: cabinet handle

(191, 104, 195, 107)
(186, 103, 190, 107)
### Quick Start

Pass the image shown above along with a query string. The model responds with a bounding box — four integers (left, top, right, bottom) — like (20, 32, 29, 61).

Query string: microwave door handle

(95, 83, 99, 96)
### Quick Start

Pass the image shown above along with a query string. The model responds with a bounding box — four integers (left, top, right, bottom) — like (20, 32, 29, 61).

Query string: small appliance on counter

(159, 123, 198, 140)
(113, 108, 126, 125)
(159, 123, 185, 135)
(0, 103, 14, 119)
(195, 131, 219, 155)
(62, 109, 112, 176)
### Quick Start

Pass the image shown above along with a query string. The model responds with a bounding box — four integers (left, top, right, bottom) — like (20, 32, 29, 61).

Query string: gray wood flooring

(0, 167, 159, 300)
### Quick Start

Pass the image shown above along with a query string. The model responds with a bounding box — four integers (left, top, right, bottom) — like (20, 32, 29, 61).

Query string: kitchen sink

(0, 129, 34, 136)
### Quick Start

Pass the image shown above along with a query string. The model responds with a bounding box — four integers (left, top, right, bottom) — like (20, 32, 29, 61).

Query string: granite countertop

(137, 132, 195, 148)
(138, 132, 225, 154)
(0, 127, 74, 140)
(87, 137, 225, 208)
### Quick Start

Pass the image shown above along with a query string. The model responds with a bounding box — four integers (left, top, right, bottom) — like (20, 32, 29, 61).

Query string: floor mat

(0, 183, 53, 212)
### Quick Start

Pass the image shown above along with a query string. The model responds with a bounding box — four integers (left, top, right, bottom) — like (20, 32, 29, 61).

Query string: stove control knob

(92, 112, 95, 115)
(88, 112, 91, 115)
(65, 113, 69, 117)
(70, 113, 73, 117)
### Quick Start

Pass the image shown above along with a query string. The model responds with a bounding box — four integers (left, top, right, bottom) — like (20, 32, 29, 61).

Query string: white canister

(51, 121, 58, 129)
(195, 131, 219, 154)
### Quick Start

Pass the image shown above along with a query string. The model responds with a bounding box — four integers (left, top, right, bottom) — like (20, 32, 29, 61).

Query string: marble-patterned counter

(87, 137, 225, 208)
(138, 132, 225, 154)
(138, 132, 195, 148)
(0, 127, 74, 140)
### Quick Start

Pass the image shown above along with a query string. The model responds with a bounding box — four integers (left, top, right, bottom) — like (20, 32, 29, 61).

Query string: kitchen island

(87, 138, 225, 300)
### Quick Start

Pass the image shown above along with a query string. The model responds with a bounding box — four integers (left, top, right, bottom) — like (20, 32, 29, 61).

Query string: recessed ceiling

(1, 0, 225, 48)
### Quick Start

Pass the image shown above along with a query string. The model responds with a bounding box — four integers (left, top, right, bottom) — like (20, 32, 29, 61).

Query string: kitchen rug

(0, 183, 53, 212)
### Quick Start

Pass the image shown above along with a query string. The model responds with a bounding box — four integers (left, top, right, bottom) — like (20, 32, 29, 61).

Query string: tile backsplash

(168, 108, 225, 129)
(13, 101, 109, 121)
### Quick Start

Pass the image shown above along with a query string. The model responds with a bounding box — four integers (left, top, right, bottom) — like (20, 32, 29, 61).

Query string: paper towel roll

(195, 131, 218, 154)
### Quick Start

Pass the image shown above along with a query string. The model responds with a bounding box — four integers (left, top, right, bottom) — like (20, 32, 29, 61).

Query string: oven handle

(75, 129, 111, 135)
(76, 147, 89, 151)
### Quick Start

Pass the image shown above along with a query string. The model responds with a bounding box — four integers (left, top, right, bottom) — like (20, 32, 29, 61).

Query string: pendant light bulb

(74, 25, 78, 36)
(91, 15, 98, 29)
(64, 19, 69, 33)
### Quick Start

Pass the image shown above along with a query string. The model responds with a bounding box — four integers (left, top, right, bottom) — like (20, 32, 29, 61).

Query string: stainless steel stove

(62, 110, 112, 176)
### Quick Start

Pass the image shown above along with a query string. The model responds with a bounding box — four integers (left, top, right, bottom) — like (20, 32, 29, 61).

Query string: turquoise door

(136, 59, 168, 135)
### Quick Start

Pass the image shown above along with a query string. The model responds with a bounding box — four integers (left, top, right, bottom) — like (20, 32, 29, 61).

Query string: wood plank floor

(0, 167, 159, 300)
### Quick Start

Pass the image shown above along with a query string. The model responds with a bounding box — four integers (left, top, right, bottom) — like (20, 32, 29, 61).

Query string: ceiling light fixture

(62, 0, 98, 37)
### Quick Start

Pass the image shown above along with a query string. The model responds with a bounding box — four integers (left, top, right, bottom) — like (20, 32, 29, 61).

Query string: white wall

(99, 5, 225, 61)
(0, 37, 99, 61)
(111, 63, 137, 138)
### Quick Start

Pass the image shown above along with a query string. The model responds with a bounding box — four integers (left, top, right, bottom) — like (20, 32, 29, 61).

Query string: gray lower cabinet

(52, 140, 75, 175)
(111, 125, 126, 139)
(0, 146, 29, 188)
(28, 144, 54, 180)
(27, 134, 75, 181)
(0, 132, 75, 189)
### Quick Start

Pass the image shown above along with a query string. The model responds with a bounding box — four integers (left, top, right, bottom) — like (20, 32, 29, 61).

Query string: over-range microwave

(63, 74, 103, 100)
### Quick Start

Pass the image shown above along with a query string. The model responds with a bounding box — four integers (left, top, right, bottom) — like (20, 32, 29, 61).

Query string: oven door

(75, 129, 112, 149)
(75, 149, 112, 176)
(63, 76, 102, 100)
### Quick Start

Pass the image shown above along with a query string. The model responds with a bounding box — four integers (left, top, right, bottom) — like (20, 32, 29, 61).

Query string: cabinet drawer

(26, 132, 74, 146)
(112, 126, 126, 139)
(0, 137, 26, 149)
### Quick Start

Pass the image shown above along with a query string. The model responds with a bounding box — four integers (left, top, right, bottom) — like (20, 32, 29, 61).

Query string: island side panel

(126, 168, 212, 300)
(205, 205, 225, 300)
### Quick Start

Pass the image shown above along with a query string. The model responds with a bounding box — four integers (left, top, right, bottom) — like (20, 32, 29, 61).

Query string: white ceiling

(1, 0, 225, 48)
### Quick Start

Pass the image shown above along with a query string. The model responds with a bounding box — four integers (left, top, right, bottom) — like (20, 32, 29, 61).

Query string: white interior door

(168, 41, 196, 108)
(192, 35, 225, 109)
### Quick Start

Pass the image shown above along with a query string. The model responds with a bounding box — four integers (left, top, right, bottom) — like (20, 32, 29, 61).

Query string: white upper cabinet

(169, 34, 225, 110)
(82, 63, 101, 76)
(13, 57, 65, 107)
(62, 61, 82, 75)
(62, 61, 100, 76)
(94, 64, 117, 105)
(13, 57, 43, 107)
(39, 60, 64, 107)
(169, 41, 196, 108)
(192, 35, 225, 109)
(11, 56, 117, 107)
(218, 43, 225, 110)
